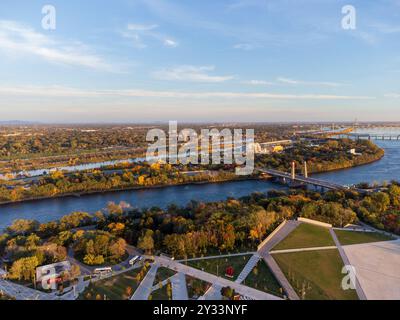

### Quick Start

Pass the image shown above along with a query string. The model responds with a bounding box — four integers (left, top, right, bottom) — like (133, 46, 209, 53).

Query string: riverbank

(0, 146, 385, 206)
(308, 147, 385, 174)
(0, 175, 264, 206)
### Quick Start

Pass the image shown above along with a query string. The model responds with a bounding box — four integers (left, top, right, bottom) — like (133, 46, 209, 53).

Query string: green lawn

(79, 266, 148, 300)
(242, 260, 284, 298)
(186, 255, 251, 281)
(153, 267, 176, 286)
(334, 230, 394, 246)
(150, 281, 172, 301)
(273, 223, 335, 250)
(186, 275, 211, 299)
(273, 250, 358, 300)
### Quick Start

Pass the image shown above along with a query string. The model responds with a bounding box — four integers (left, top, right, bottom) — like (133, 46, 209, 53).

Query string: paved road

(171, 273, 189, 300)
(130, 263, 159, 300)
(0, 279, 55, 300)
(153, 256, 281, 300)
(329, 228, 367, 300)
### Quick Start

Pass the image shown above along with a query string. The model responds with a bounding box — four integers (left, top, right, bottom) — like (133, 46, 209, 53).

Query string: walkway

(130, 263, 159, 300)
(178, 252, 255, 263)
(235, 254, 260, 284)
(171, 273, 189, 300)
(257, 220, 301, 300)
(329, 228, 367, 300)
(199, 284, 223, 300)
(270, 246, 337, 255)
(153, 256, 281, 300)
(0, 279, 55, 300)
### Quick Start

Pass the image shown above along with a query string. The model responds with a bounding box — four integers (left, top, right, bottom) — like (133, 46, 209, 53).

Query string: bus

(129, 256, 141, 266)
(94, 267, 112, 275)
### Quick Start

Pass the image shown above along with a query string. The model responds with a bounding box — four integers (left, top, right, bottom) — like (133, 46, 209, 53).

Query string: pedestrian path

(235, 254, 260, 284)
(171, 273, 189, 300)
(130, 263, 159, 300)
(329, 228, 367, 300)
(0, 279, 55, 300)
(257, 220, 301, 300)
(262, 254, 299, 300)
(198, 284, 222, 300)
(270, 246, 337, 254)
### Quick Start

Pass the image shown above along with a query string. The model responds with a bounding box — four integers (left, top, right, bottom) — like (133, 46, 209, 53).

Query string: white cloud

(122, 23, 179, 48)
(152, 65, 234, 83)
(233, 43, 255, 51)
(127, 23, 159, 31)
(277, 77, 344, 87)
(0, 85, 374, 100)
(0, 20, 115, 72)
(243, 80, 274, 86)
(164, 39, 179, 48)
(370, 23, 400, 34)
(384, 93, 400, 98)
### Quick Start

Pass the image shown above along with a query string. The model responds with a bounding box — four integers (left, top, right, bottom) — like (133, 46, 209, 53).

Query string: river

(0, 128, 399, 231)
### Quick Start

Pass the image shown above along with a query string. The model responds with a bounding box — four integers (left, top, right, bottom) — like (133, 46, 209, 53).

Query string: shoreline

(0, 148, 385, 206)
(0, 176, 263, 206)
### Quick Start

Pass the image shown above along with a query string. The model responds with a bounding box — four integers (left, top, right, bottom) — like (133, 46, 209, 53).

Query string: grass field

(186, 255, 251, 281)
(186, 275, 211, 299)
(79, 266, 148, 300)
(242, 260, 283, 297)
(273, 250, 358, 300)
(153, 267, 176, 286)
(273, 223, 335, 250)
(151, 281, 172, 300)
(334, 230, 394, 246)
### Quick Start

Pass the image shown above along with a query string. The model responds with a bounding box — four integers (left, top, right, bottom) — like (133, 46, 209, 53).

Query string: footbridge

(258, 162, 368, 193)
(259, 168, 350, 191)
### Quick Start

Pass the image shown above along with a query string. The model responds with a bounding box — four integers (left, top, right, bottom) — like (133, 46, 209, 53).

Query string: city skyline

(0, 0, 400, 122)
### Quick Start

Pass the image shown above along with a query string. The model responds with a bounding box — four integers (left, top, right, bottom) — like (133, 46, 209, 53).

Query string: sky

(0, 0, 399, 123)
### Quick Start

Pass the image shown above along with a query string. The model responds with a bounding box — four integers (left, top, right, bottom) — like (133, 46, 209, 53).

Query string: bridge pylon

(304, 161, 308, 178)
(291, 161, 296, 180)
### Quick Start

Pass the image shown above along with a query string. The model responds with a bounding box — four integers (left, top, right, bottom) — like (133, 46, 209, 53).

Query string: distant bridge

(342, 133, 400, 141)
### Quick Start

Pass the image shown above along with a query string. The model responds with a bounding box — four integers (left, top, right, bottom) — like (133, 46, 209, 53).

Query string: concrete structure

(259, 168, 369, 193)
(343, 240, 400, 300)
(298, 217, 332, 228)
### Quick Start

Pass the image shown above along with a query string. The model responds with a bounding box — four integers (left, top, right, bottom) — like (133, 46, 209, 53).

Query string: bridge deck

(259, 168, 349, 191)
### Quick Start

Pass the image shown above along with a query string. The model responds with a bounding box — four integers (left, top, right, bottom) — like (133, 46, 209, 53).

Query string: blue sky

(0, 0, 399, 122)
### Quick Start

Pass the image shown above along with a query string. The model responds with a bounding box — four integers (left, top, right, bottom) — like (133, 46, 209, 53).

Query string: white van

(129, 256, 140, 266)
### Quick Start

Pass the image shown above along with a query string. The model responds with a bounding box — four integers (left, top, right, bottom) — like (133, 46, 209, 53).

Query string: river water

(0, 128, 399, 231)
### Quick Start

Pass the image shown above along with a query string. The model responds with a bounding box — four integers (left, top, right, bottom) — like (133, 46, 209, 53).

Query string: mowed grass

(273, 250, 358, 300)
(242, 260, 283, 298)
(151, 281, 172, 301)
(79, 267, 148, 300)
(153, 267, 176, 286)
(273, 223, 335, 250)
(334, 230, 394, 246)
(186, 255, 251, 281)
